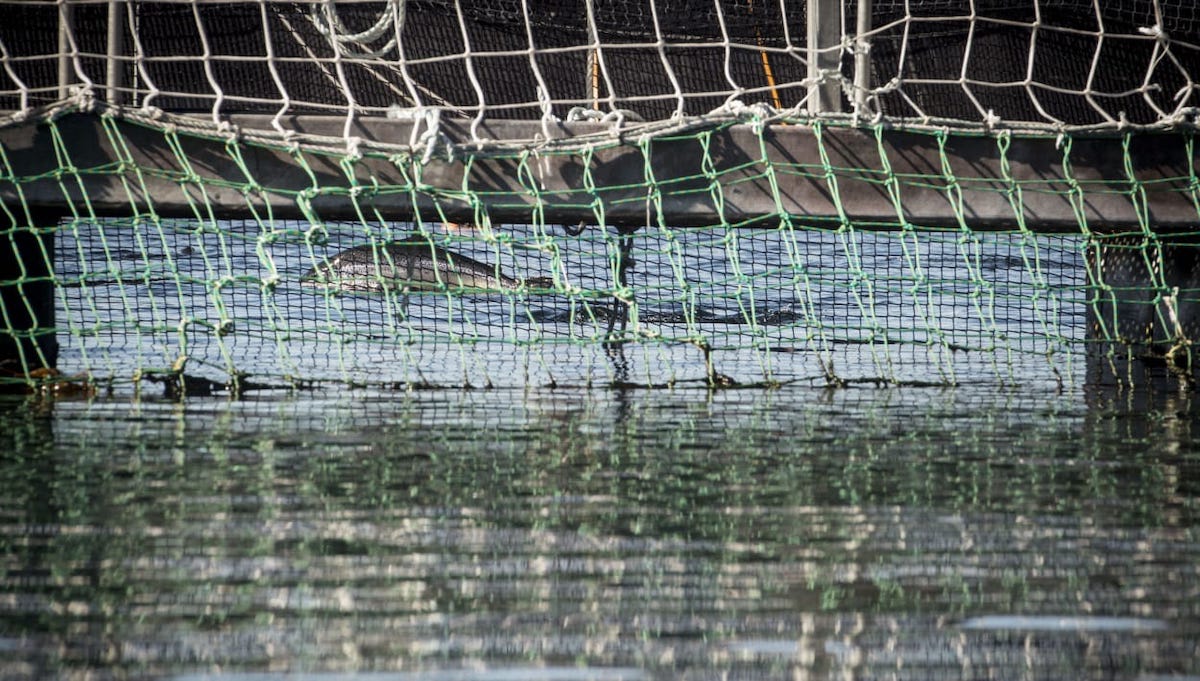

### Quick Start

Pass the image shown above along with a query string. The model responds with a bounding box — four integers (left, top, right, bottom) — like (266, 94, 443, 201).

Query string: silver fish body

(302, 238, 534, 292)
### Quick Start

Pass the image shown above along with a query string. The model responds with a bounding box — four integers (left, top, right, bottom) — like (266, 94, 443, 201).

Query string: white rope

(451, 0, 489, 143)
(520, 0, 560, 139)
(190, 0, 226, 125)
(306, 0, 404, 60)
(647, 0, 686, 118)
(279, 3, 465, 116)
(0, 26, 29, 115)
(3, 0, 1199, 141)
(259, 0, 293, 135)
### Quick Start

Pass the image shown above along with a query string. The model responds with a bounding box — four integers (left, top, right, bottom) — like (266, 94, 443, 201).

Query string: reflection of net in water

(3, 0, 1199, 391)
(53, 219, 1088, 389)
(2, 388, 1197, 679)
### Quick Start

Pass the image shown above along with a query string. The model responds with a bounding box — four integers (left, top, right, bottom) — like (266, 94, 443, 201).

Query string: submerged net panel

(48, 215, 1089, 391)
(51, 215, 1099, 390)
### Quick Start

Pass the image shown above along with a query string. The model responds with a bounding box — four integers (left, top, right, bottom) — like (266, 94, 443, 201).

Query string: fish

(301, 236, 552, 292)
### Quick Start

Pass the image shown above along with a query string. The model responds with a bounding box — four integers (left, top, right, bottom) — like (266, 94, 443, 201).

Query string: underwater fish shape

(302, 236, 553, 292)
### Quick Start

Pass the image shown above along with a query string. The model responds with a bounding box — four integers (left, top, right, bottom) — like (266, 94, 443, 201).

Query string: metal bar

(105, 0, 126, 106)
(806, 0, 843, 113)
(854, 0, 872, 115)
(57, 1, 75, 100)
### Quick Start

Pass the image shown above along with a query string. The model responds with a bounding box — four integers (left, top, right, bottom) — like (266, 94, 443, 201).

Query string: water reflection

(1, 387, 1198, 679)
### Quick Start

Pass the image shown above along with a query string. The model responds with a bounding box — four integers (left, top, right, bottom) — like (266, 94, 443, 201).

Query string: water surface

(1, 386, 1198, 680)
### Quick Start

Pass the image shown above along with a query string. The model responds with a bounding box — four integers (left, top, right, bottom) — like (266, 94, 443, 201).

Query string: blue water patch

(959, 616, 1170, 632)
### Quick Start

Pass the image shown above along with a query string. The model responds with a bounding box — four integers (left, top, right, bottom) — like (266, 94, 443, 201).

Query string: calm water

(1, 385, 1198, 680)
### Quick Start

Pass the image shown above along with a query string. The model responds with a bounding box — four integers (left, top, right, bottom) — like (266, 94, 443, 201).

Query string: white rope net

(2, 0, 1197, 141)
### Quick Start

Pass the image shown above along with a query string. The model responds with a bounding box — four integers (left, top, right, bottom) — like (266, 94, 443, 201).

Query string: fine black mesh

(3, 0, 1196, 126)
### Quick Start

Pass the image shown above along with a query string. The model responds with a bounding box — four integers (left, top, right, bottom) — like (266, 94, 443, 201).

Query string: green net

(4, 107, 1198, 393)
(3, 0, 1199, 393)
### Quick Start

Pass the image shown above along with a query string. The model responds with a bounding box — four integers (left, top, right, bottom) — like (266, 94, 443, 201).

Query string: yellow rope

(750, 0, 783, 110)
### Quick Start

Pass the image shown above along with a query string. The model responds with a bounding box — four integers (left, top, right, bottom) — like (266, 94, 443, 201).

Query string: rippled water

(2, 386, 1198, 680)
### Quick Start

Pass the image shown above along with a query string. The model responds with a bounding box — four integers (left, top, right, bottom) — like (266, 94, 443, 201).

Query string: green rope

(2, 111, 1198, 391)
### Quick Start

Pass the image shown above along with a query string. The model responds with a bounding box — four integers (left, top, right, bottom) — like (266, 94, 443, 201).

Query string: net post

(105, 0, 127, 106)
(807, 0, 843, 113)
(853, 0, 872, 115)
(0, 210, 59, 385)
(57, 1, 75, 100)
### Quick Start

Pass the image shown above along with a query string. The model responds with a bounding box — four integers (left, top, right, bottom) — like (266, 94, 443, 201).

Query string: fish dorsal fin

(396, 233, 436, 248)
(386, 234, 446, 263)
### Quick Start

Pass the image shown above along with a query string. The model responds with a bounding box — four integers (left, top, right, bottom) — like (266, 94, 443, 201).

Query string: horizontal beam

(1, 112, 1196, 232)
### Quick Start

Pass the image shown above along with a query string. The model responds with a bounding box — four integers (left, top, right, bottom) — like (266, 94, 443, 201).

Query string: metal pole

(106, 0, 127, 106)
(854, 0, 872, 115)
(57, 1, 75, 100)
(806, 0, 843, 113)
